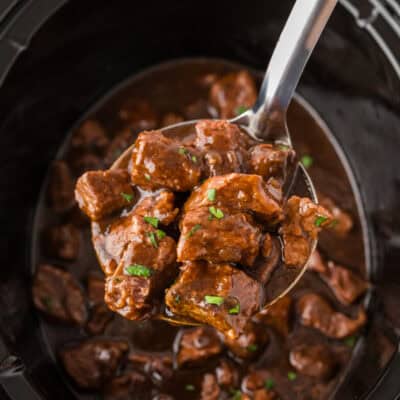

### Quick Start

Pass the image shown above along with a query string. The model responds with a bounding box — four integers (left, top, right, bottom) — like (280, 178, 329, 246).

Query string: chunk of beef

(215, 360, 239, 388)
(71, 120, 109, 154)
(177, 207, 261, 267)
(319, 194, 354, 236)
(249, 144, 295, 181)
(129, 352, 173, 382)
(47, 161, 75, 213)
(289, 344, 336, 380)
(242, 372, 278, 400)
(134, 191, 179, 225)
(43, 224, 80, 260)
(256, 295, 292, 336)
(75, 169, 134, 221)
(32, 264, 86, 325)
(118, 99, 158, 132)
(185, 173, 283, 224)
(104, 128, 135, 167)
(200, 374, 220, 400)
(253, 234, 281, 284)
(280, 196, 332, 267)
(296, 293, 366, 339)
(86, 303, 113, 335)
(130, 130, 201, 191)
(104, 371, 147, 400)
(194, 120, 250, 176)
(161, 112, 184, 126)
(59, 339, 128, 389)
(176, 326, 222, 367)
(166, 262, 263, 339)
(209, 71, 257, 118)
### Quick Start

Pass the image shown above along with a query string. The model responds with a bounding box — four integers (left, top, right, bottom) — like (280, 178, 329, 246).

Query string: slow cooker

(0, 0, 399, 399)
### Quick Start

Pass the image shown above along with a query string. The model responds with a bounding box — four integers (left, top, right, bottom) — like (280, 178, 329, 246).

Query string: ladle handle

(250, 0, 338, 141)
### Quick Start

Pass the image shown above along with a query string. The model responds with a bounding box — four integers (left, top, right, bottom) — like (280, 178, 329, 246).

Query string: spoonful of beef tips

(74, 0, 337, 339)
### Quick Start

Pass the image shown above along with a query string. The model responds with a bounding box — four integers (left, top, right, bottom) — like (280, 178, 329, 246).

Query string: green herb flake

(230, 389, 242, 400)
(288, 371, 297, 381)
(204, 295, 225, 306)
(228, 303, 240, 315)
(121, 192, 133, 202)
(315, 215, 328, 227)
(247, 344, 258, 352)
(330, 219, 339, 228)
(235, 105, 248, 116)
(344, 336, 357, 347)
(209, 206, 224, 219)
(175, 295, 181, 303)
(191, 155, 198, 163)
(156, 229, 166, 240)
(178, 147, 188, 155)
(186, 224, 202, 238)
(147, 232, 158, 248)
(143, 216, 159, 228)
(207, 188, 216, 202)
(125, 264, 152, 278)
(185, 384, 195, 391)
(277, 143, 290, 151)
(144, 173, 151, 181)
(301, 154, 314, 169)
(265, 378, 275, 390)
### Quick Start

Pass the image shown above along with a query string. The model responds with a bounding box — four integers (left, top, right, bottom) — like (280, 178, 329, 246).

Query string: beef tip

(71, 120, 109, 154)
(194, 120, 250, 176)
(104, 371, 147, 400)
(296, 293, 366, 339)
(129, 352, 173, 382)
(47, 161, 75, 213)
(161, 112, 184, 126)
(43, 224, 80, 261)
(289, 343, 336, 380)
(59, 339, 128, 389)
(134, 191, 179, 225)
(86, 304, 113, 335)
(253, 234, 281, 284)
(307, 249, 326, 274)
(118, 99, 158, 132)
(176, 326, 222, 367)
(209, 70, 257, 119)
(242, 372, 278, 400)
(256, 295, 292, 336)
(177, 207, 261, 267)
(165, 262, 263, 339)
(280, 196, 332, 267)
(32, 264, 86, 325)
(104, 128, 135, 167)
(75, 169, 134, 221)
(130, 130, 202, 191)
(216, 359, 239, 388)
(185, 173, 283, 224)
(319, 194, 354, 236)
(87, 274, 105, 304)
(200, 374, 220, 400)
(249, 144, 295, 181)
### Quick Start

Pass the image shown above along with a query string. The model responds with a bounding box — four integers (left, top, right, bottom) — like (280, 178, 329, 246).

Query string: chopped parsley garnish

(147, 232, 158, 248)
(265, 378, 275, 390)
(144, 216, 159, 228)
(144, 173, 151, 181)
(277, 143, 290, 151)
(247, 344, 258, 352)
(121, 192, 133, 202)
(178, 147, 188, 155)
(228, 303, 240, 315)
(185, 384, 195, 391)
(186, 224, 202, 238)
(155, 229, 166, 239)
(301, 155, 314, 169)
(191, 155, 197, 163)
(230, 389, 242, 400)
(125, 264, 152, 278)
(288, 371, 297, 381)
(314, 215, 328, 227)
(204, 295, 224, 306)
(235, 105, 248, 115)
(209, 206, 224, 219)
(207, 188, 216, 202)
(344, 336, 357, 347)
(330, 219, 339, 228)
(175, 295, 181, 303)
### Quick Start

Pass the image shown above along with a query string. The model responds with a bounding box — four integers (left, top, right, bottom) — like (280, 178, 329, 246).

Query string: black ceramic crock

(0, 1, 399, 399)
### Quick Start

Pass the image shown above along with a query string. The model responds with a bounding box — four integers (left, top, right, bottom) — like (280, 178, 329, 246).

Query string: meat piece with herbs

(75, 169, 135, 221)
(176, 326, 222, 367)
(280, 196, 332, 267)
(71, 119, 109, 154)
(43, 223, 80, 261)
(166, 261, 264, 339)
(242, 372, 279, 399)
(200, 373, 221, 400)
(60, 339, 129, 389)
(177, 207, 261, 267)
(184, 173, 283, 224)
(130, 130, 202, 191)
(296, 293, 366, 339)
(32, 264, 87, 325)
(319, 194, 354, 236)
(253, 234, 282, 284)
(289, 343, 336, 379)
(209, 70, 257, 118)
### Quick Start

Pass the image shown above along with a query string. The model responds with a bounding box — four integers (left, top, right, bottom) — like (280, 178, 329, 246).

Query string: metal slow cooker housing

(0, 0, 399, 399)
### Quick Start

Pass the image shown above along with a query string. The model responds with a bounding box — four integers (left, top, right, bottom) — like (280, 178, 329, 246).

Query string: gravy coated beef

(33, 264, 86, 325)
(257, 295, 292, 336)
(166, 261, 263, 339)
